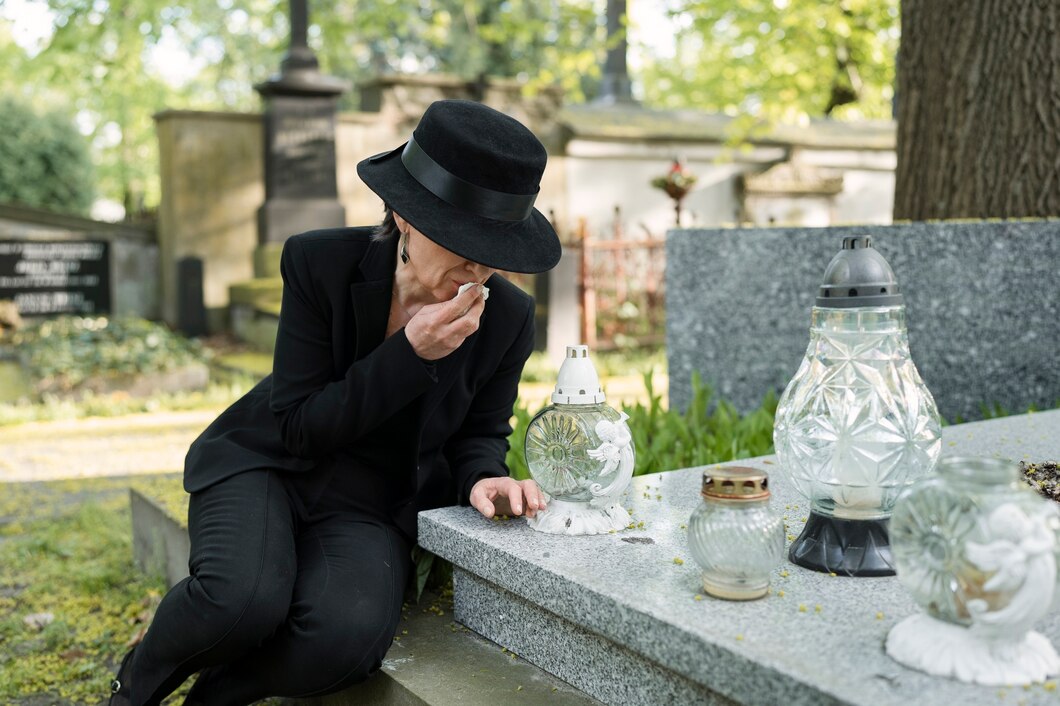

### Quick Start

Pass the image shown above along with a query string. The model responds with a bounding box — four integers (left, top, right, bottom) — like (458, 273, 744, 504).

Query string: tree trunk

(894, 0, 1060, 219)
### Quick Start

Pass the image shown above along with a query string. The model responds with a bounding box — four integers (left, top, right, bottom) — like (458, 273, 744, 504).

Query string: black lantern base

(788, 511, 895, 577)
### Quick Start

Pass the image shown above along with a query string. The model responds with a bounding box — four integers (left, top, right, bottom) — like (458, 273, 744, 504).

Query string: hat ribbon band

(400, 137, 538, 222)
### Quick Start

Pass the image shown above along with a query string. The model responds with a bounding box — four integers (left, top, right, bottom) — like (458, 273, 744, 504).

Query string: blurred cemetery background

(0, 0, 1057, 701)
(0, 0, 909, 422)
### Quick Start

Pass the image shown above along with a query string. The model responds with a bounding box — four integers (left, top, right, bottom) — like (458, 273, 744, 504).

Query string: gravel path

(0, 374, 665, 484)
(0, 408, 222, 482)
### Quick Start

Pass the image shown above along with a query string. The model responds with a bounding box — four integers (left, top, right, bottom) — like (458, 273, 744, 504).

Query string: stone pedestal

(256, 90, 348, 244)
(419, 410, 1060, 706)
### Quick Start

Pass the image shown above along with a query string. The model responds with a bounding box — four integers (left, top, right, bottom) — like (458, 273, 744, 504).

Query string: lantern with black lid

(772, 236, 942, 576)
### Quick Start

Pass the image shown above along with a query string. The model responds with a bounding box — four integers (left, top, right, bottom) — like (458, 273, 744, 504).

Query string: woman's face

(394, 213, 495, 302)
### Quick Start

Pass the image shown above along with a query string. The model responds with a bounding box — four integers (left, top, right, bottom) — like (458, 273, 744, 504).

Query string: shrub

(0, 98, 94, 215)
(13, 316, 206, 391)
(506, 371, 777, 480)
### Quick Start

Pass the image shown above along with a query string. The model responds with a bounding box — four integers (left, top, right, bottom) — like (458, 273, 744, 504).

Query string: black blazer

(184, 226, 535, 533)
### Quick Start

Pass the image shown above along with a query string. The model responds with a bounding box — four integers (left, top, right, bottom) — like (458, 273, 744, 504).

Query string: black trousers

(128, 469, 412, 705)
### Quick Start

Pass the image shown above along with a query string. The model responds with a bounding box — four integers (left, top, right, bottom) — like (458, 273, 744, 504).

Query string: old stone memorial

(254, 0, 347, 248)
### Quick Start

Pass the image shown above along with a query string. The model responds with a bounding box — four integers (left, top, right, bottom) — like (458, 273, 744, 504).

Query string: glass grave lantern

(772, 236, 942, 576)
(687, 467, 785, 600)
(887, 457, 1060, 685)
(524, 345, 635, 535)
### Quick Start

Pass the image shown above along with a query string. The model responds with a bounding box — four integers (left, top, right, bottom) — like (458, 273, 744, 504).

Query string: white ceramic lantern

(887, 456, 1060, 685)
(773, 236, 942, 575)
(524, 345, 635, 535)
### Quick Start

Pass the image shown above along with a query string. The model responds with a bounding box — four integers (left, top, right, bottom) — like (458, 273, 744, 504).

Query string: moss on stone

(129, 475, 190, 528)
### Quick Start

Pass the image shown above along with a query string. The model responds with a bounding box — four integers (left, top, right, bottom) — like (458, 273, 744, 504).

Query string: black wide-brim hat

(357, 100, 561, 274)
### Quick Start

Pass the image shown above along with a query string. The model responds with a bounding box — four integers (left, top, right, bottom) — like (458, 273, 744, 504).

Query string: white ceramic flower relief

(887, 457, 1060, 686)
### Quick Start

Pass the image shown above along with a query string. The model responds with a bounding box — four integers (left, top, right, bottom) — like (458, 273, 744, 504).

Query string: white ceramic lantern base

(886, 613, 1060, 686)
(526, 498, 630, 535)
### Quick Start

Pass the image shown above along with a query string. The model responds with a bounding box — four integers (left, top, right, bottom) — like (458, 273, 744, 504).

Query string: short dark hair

(372, 205, 400, 242)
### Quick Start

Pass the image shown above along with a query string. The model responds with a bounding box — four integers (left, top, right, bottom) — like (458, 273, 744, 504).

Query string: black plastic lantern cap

(816, 236, 904, 308)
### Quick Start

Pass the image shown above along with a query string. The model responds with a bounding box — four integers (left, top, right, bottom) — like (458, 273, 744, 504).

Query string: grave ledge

(419, 410, 1060, 706)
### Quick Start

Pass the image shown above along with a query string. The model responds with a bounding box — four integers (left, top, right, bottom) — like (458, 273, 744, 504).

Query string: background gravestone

(0, 240, 110, 315)
(254, 0, 348, 251)
(666, 221, 1060, 422)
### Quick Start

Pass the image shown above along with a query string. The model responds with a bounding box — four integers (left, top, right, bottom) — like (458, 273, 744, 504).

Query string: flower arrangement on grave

(651, 158, 697, 226)
(887, 456, 1060, 686)
(772, 236, 942, 576)
(523, 345, 635, 535)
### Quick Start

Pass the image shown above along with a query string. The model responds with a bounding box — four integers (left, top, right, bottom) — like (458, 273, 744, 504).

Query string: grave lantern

(772, 236, 942, 576)
(887, 456, 1060, 685)
(524, 345, 635, 535)
(687, 466, 785, 600)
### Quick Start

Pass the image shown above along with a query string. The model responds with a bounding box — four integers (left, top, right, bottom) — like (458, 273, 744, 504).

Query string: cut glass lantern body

(774, 305, 942, 520)
(772, 236, 942, 576)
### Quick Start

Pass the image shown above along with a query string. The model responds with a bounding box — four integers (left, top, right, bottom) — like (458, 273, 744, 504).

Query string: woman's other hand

(406, 285, 486, 360)
(470, 477, 547, 519)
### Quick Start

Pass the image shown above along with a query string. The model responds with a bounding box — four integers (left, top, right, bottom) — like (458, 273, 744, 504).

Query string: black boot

(108, 647, 136, 705)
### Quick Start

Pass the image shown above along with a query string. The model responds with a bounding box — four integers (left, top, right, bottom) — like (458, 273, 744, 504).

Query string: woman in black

(109, 100, 559, 705)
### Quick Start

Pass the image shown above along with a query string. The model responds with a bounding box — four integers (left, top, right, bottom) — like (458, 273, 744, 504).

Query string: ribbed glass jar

(890, 456, 1060, 628)
(773, 305, 942, 520)
(687, 468, 785, 600)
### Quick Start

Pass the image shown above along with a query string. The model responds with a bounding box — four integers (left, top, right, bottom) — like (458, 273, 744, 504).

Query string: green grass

(0, 478, 182, 703)
(0, 475, 292, 704)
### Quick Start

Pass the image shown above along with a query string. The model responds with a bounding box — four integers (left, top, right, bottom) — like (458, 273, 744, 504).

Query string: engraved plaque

(0, 240, 111, 315)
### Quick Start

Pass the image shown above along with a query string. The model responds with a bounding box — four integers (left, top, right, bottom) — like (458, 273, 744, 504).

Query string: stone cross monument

(255, 0, 349, 261)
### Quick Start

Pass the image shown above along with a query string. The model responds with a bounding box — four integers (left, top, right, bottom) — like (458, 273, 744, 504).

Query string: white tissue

(458, 282, 490, 301)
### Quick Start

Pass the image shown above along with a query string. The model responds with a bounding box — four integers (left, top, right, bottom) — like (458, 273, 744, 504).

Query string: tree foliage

(0, 97, 94, 214)
(6, 0, 902, 212)
(637, 0, 899, 123)
(6, 0, 606, 211)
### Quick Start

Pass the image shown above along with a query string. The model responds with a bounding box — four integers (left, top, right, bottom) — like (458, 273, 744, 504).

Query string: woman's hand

(470, 477, 547, 519)
(405, 285, 486, 361)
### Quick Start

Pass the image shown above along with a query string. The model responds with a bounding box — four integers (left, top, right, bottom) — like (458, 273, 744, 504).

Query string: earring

(400, 231, 409, 264)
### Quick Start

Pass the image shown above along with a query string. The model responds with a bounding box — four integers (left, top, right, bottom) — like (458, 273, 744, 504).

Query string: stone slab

(418, 410, 1060, 706)
(35, 363, 210, 401)
(453, 568, 736, 705)
(129, 489, 599, 705)
(230, 301, 280, 353)
(666, 221, 1060, 421)
(131, 489, 191, 588)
